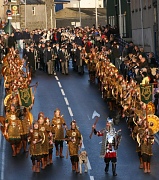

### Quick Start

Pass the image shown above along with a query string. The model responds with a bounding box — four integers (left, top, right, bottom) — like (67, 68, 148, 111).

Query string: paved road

(0, 66, 159, 180)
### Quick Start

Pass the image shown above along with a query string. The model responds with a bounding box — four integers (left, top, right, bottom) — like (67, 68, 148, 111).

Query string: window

(108, 16, 115, 27)
(32, 6, 35, 15)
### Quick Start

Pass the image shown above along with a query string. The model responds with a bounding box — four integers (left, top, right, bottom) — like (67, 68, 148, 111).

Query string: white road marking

(55, 76, 59, 81)
(68, 107, 73, 117)
(87, 115, 91, 120)
(58, 82, 62, 88)
(1, 139, 6, 180)
(87, 158, 92, 170)
(90, 176, 94, 180)
(64, 97, 69, 105)
(155, 136, 159, 145)
(82, 142, 84, 149)
(55, 75, 94, 180)
(61, 89, 65, 96)
(0, 81, 5, 180)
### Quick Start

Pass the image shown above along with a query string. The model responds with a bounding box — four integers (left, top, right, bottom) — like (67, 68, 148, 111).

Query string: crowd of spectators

(0, 24, 158, 82)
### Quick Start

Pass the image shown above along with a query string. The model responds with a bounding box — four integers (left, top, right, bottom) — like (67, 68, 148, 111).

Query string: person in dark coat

(8, 33, 16, 49)
(56, 29, 61, 45)
(33, 30, 40, 46)
(74, 45, 84, 74)
(58, 46, 68, 75)
(26, 46, 36, 74)
(22, 28, 31, 45)
(74, 33, 83, 46)
(53, 43, 60, 72)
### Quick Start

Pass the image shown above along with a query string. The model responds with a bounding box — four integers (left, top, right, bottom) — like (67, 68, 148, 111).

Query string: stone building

(3, 0, 56, 30)
(55, 8, 107, 28)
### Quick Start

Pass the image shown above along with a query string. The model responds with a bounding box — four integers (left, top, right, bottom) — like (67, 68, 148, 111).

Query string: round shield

(147, 114, 159, 134)
(147, 102, 155, 115)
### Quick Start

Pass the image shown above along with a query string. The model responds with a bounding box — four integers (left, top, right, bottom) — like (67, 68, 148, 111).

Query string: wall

(131, 0, 154, 52)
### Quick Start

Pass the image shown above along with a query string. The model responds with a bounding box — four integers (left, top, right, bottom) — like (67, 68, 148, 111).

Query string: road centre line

(61, 89, 65, 96)
(58, 82, 62, 88)
(64, 97, 69, 105)
(87, 158, 92, 170)
(68, 107, 73, 117)
(55, 76, 59, 81)
(55, 75, 93, 179)
(90, 176, 94, 180)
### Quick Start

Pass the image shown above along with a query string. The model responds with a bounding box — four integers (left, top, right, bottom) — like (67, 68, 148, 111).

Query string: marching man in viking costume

(65, 120, 82, 173)
(28, 121, 43, 172)
(138, 120, 154, 173)
(37, 112, 49, 169)
(92, 117, 121, 176)
(4, 112, 22, 157)
(52, 108, 67, 158)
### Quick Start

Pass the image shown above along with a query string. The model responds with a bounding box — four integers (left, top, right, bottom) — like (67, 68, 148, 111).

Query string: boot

(41, 158, 45, 169)
(143, 162, 147, 173)
(22, 140, 28, 152)
(139, 158, 143, 169)
(72, 162, 75, 171)
(11, 145, 17, 157)
(56, 146, 59, 156)
(44, 156, 47, 167)
(35, 162, 40, 173)
(60, 147, 64, 158)
(16, 142, 22, 154)
(49, 153, 53, 164)
(105, 163, 109, 173)
(32, 165, 36, 172)
(75, 162, 79, 173)
(147, 163, 151, 173)
(112, 163, 117, 176)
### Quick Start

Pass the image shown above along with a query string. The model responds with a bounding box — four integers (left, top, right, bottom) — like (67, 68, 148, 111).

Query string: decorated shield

(147, 114, 159, 134)
(147, 102, 155, 115)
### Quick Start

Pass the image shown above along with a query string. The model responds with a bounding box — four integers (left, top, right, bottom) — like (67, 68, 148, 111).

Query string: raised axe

(89, 110, 100, 139)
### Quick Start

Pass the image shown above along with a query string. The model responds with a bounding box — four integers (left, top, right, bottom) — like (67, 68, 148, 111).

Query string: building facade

(131, 0, 156, 53)
(106, 0, 131, 39)
(3, 0, 56, 30)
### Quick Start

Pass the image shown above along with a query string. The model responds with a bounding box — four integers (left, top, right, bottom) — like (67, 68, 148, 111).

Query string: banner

(140, 84, 153, 104)
(18, 87, 33, 108)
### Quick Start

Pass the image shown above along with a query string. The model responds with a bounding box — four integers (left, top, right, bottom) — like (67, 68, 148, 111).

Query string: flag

(18, 87, 33, 108)
(140, 84, 153, 104)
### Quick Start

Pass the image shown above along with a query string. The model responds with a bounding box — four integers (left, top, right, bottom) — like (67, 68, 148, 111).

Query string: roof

(20, 0, 45, 5)
(56, 8, 106, 17)
(54, 0, 70, 2)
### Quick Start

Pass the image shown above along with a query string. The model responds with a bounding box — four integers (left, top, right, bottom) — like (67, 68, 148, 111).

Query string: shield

(147, 114, 159, 134)
(147, 102, 155, 115)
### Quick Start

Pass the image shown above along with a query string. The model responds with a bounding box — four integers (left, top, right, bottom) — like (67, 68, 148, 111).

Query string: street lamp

(118, 0, 122, 37)
(78, 0, 81, 27)
(95, 0, 98, 28)
(25, 0, 26, 28)
(140, 0, 144, 47)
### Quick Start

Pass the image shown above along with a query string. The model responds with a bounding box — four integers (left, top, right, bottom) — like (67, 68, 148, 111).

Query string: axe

(89, 111, 100, 139)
